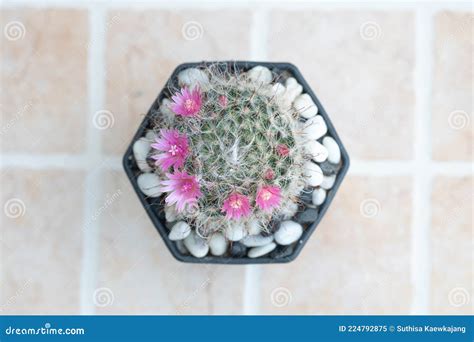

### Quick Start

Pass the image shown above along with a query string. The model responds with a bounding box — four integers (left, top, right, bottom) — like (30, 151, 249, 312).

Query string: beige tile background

(0, 2, 472, 315)
(268, 10, 415, 160)
(1, 9, 88, 155)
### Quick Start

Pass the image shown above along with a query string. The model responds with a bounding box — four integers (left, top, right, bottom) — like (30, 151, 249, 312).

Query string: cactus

(149, 64, 308, 238)
(128, 62, 349, 261)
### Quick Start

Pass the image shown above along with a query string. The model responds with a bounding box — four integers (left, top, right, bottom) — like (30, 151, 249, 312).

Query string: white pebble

(281, 77, 303, 108)
(323, 136, 341, 164)
(279, 201, 299, 219)
(178, 68, 209, 89)
(274, 221, 303, 245)
(302, 115, 328, 140)
(293, 93, 318, 119)
(225, 223, 247, 241)
(247, 219, 262, 236)
(165, 205, 179, 222)
(168, 221, 191, 241)
(290, 181, 305, 197)
(133, 138, 152, 172)
(262, 83, 286, 102)
(137, 173, 162, 197)
(312, 188, 327, 206)
(183, 231, 209, 258)
(209, 233, 228, 256)
(269, 83, 286, 96)
(159, 98, 175, 122)
(248, 66, 272, 85)
(321, 174, 336, 190)
(242, 235, 274, 247)
(145, 130, 157, 141)
(303, 161, 324, 187)
(175, 240, 188, 254)
(248, 242, 277, 258)
(264, 81, 302, 111)
(305, 140, 329, 163)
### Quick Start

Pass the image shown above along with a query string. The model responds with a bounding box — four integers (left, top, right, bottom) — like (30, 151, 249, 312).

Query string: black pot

(122, 61, 350, 264)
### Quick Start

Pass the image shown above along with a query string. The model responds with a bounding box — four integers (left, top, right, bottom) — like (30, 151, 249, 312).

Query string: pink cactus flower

(256, 185, 281, 211)
(264, 168, 275, 180)
(161, 171, 202, 213)
(170, 87, 202, 117)
(218, 95, 228, 108)
(221, 192, 252, 220)
(276, 144, 290, 157)
(151, 129, 189, 171)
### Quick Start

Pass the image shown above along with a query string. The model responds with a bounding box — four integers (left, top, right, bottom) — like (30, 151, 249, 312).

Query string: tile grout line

(2, 155, 473, 175)
(250, 5, 267, 62)
(0, 155, 93, 169)
(79, 6, 106, 315)
(411, 7, 434, 315)
(243, 7, 268, 316)
(243, 265, 262, 315)
(1, 0, 472, 11)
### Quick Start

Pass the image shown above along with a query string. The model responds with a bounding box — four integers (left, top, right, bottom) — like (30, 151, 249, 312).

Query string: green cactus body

(152, 65, 306, 237)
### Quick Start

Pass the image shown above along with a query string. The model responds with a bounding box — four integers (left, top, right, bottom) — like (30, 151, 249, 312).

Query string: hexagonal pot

(123, 61, 349, 264)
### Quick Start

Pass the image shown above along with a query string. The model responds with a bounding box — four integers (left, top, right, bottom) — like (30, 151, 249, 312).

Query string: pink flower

(218, 95, 228, 108)
(170, 87, 202, 117)
(264, 168, 275, 180)
(161, 171, 202, 212)
(151, 129, 189, 171)
(221, 192, 252, 220)
(276, 144, 290, 157)
(256, 185, 281, 211)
